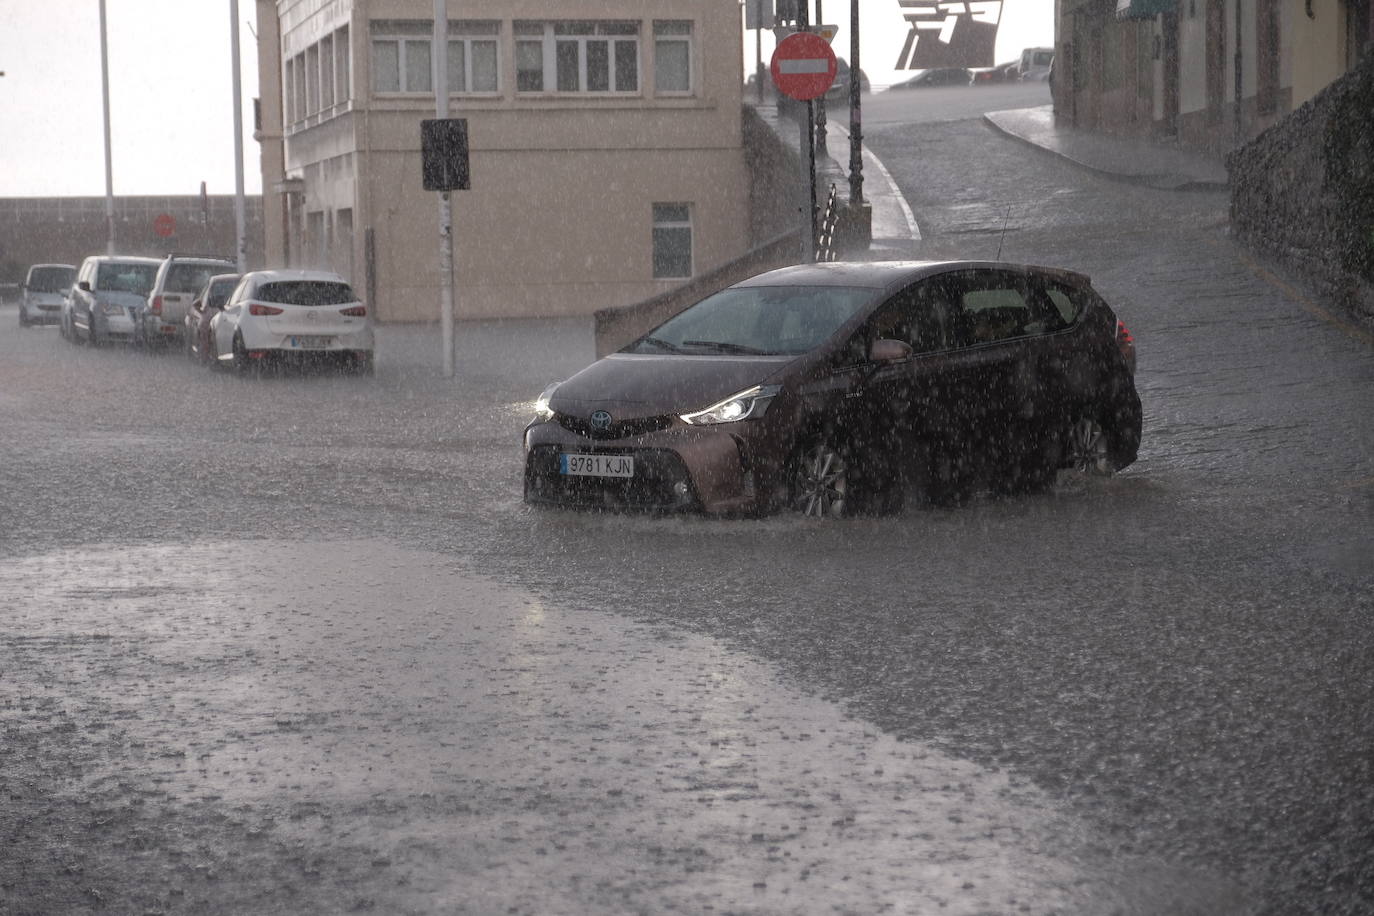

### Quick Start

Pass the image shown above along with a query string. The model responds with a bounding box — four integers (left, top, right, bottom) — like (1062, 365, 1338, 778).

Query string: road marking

(827, 120, 922, 245)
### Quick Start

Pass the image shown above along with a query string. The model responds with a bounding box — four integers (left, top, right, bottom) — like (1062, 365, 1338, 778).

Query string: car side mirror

(869, 338, 913, 362)
(78, 281, 92, 292)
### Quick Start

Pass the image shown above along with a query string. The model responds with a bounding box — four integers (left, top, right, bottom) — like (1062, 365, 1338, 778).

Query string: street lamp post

(848, 0, 863, 207)
(230, 0, 247, 273)
(99, 0, 115, 255)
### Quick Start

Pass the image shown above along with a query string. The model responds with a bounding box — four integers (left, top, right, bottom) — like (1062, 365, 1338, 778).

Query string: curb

(981, 114, 1230, 194)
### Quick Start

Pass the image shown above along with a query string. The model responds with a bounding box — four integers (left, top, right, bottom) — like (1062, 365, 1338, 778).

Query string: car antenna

(995, 205, 1012, 262)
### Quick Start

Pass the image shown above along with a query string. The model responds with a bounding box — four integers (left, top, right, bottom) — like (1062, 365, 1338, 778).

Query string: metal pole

(435, 0, 455, 378)
(848, 0, 863, 205)
(755, 4, 764, 104)
(230, 0, 247, 273)
(799, 1, 815, 262)
(815, 0, 826, 155)
(99, 0, 115, 255)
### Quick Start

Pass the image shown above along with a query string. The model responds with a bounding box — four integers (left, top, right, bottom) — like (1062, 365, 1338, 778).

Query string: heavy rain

(1, 2, 1372, 915)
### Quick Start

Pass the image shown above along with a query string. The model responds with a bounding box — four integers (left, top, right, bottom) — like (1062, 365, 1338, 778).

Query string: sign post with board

(770, 29, 836, 263)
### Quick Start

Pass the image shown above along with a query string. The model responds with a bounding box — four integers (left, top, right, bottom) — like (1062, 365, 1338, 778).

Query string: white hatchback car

(209, 269, 374, 373)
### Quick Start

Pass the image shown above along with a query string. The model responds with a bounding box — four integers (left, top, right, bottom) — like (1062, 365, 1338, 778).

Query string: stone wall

(1228, 54, 1374, 324)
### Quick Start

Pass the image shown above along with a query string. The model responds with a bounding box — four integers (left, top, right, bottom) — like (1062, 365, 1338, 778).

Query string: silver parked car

(63, 255, 161, 346)
(19, 263, 76, 327)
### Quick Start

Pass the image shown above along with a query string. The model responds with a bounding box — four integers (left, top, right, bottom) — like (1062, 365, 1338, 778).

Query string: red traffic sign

(153, 213, 176, 238)
(769, 31, 837, 101)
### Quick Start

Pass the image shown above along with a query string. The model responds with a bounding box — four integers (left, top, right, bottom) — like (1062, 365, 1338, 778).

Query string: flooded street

(2, 103, 1372, 914)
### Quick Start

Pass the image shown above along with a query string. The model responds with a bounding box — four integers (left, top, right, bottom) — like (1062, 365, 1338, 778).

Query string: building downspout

(1234, 0, 1244, 144)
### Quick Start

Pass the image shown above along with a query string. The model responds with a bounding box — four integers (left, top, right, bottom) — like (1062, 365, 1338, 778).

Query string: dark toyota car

(524, 261, 1140, 517)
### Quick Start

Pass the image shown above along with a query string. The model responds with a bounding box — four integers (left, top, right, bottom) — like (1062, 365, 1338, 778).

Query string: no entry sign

(769, 31, 837, 101)
(153, 213, 176, 238)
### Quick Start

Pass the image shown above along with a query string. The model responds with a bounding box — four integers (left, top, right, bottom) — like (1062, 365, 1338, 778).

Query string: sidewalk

(983, 104, 1230, 192)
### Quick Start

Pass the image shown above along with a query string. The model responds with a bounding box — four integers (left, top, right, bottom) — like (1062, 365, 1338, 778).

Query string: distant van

(1019, 47, 1055, 81)
(19, 263, 77, 327)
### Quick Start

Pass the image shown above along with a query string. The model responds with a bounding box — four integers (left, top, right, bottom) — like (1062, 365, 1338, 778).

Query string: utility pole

(848, 0, 863, 207)
(799, 1, 816, 262)
(99, 0, 115, 255)
(435, 0, 455, 378)
(814, 0, 826, 155)
(230, 0, 247, 273)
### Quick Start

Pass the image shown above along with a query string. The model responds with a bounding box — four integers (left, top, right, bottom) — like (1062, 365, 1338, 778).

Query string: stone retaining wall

(1228, 54, 1374, 324)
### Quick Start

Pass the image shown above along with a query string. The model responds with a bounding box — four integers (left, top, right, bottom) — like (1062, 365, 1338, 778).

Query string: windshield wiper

(680, 339, 777, 355)
(635, 335, 685, 353)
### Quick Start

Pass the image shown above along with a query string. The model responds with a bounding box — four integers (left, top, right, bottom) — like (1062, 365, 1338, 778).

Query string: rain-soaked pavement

(2, 101, 1373, 914)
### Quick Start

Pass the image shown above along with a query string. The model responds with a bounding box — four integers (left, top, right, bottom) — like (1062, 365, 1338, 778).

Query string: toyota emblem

(590, 410, 613, 431)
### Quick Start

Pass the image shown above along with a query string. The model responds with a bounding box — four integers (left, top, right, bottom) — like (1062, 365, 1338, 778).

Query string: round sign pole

(770, 28, 836, 263)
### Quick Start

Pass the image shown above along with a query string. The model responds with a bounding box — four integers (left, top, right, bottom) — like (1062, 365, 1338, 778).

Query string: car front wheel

(790, 440, 849, 518)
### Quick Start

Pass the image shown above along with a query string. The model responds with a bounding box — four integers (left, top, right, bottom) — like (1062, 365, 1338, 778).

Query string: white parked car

(209, 269, 374, 374)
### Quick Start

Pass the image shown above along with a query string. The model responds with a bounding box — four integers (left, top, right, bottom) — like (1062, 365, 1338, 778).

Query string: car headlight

(681, 385, 781, 426)
(534, 382, 559, 420)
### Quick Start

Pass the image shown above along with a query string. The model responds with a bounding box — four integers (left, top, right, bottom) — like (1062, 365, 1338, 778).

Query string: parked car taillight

(1116, 319, 1137, 375)
(150, 295, 163, 315)
(249, 303, 284, 316)
(340, 305, 366, 317)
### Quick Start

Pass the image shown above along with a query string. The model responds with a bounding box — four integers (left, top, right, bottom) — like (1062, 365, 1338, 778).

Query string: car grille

(524, 445, 696, 511)
(555, 412, 673, 441)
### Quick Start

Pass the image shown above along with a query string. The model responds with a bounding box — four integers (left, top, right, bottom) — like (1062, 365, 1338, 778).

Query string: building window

(653, 21, 692, 93)
(292, 54, 307, 122)
(319, 36, 335, 109)
(372, 21, 433, 93)
(306, 43, 320, 113)
(652, 203, 692, 279)
(335, 26, 351, 102)
(513, 21, 639, 93)
(447, 21, 500, 93)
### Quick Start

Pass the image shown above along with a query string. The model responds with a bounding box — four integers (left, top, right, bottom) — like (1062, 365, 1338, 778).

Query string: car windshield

(167, 262, 232, 294)
(625, 285, 873, 356)
(256, 280, 358, 306)
(28, 266, 75, 292)
(96, 263, 158, 295)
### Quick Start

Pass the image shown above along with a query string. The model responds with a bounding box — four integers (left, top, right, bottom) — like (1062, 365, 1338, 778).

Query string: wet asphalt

(2, 94, 1373, 915)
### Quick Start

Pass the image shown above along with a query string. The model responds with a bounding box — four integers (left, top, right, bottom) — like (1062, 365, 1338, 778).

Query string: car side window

(1039, 281, 1085, 328)
(860, 284, 949, 358)
(937, 272, 1036, 346)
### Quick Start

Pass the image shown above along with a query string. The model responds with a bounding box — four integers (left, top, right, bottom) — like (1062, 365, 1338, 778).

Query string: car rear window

(96, 263, 158, 295)
(255, 281, 358, 306)
(27, 266, 76, 292)
(167, 262, 231, 294)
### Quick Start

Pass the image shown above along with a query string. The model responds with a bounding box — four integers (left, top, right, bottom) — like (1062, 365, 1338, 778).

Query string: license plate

(560, 453, 634, 478)
(290, 335, 333, 349)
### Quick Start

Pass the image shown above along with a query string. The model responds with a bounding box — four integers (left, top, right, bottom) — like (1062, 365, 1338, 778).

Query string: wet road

(3, 106, 1373, 913)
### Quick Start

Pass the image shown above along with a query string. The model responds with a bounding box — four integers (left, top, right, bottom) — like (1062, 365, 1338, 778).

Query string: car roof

(731, 260, 1091, 294)
(83, 255, 163, 265)
(242, 268, 350, 284)
(28, 263, 76, 270)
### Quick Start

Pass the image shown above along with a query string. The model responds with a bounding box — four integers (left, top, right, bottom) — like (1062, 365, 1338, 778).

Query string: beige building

(1055, 0, 1371, 153)
(255, 0, 750, 321)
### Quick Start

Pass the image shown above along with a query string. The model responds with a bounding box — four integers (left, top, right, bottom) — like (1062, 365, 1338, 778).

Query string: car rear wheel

(1065, 413, 1114, 476)
(791, 440, 849, 518)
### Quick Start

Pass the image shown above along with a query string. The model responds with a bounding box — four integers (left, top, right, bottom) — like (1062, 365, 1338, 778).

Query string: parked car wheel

(1065, 413, 1114, 475)
(791, 439, 850, 518)
(231, 332, 252, 374)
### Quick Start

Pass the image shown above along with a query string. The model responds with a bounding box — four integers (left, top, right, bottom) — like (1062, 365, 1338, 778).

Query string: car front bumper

(523, 417, 779, 515)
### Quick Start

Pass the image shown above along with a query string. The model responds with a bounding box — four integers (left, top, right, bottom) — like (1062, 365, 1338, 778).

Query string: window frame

(651, 202, 693, 280)
(653, 20, 693, 95)
(514, 21, 641, 95)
